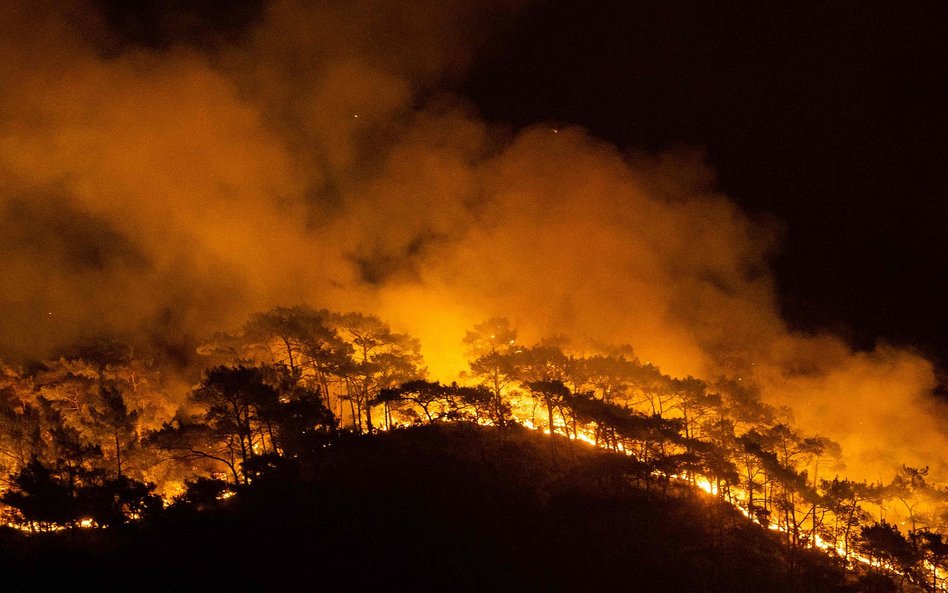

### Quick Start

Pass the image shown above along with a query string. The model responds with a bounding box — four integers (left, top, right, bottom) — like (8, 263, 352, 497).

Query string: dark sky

(460, 2, 948, 363)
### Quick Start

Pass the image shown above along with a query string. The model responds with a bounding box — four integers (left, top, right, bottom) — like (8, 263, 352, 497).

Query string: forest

(1, 306, 947, 592)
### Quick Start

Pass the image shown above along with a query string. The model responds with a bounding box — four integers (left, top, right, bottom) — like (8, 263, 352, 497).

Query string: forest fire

(2, 1, 948, 591)
(1, 307, 947, 589)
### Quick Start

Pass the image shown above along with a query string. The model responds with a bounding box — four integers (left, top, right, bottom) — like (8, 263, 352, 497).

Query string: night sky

(460, 1, 948, 364)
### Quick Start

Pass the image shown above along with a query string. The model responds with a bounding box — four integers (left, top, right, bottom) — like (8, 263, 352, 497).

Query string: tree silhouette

(148, 421, 242, 485)
(0, 386, 43, 475)
(914, 529, 948, 592)
(2, 457, 78, 530)
(527, 380, 571, 461)
(889, 465, 930, 533)
(464, 318, 519, 426)
(858, 520, 921, 589)
(191, 365, 279, 477)
(331, 312, 425, 432)
(378, 381, 493, 424)
(87, 386, 138, 478)
(820, 477, 873, 561)
(264, 382, 337, 457)
(173, 476, 234, 511)
(78, 475, 161, 527)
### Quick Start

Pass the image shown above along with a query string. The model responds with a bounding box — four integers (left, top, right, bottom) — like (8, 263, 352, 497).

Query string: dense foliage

(1, 306, 946, 591)
(0, 425, 894, 592)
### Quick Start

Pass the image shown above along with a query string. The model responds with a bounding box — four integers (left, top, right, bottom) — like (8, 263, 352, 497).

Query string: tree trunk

(365, 395, 374, 433)
(547, 398, 556, 463)
(114, 429, 122, 478)
(282, 336, 297, 375)
(844, 500, 858, 561)
(492, 374, 505, 427)
(266, 419, 278, 455)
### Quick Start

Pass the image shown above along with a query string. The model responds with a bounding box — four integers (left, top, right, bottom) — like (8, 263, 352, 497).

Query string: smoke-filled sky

(1, 0, 947, 480)
(462, 2, 948, 366)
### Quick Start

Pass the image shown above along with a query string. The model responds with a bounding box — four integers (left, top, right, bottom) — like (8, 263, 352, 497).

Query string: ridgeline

(0, 424, 891, 593)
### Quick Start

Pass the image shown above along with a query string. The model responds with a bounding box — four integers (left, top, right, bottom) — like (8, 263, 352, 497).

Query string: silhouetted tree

(148, 421, 242, 485)
(857, 520, 920, 589)
(889, 465, 930, 533)
(87, 386, 138, 478)
(2, 457, 78, 530)
(41, 404, 104, 487)
(464, 318, 519, 426)
(191, 365, 279, 477)
(244, 307, 352, 406)
(331, 312, 425, 432)
(527, 380, 571, 461)
(669, 376, 720, 441)
(266, 384, 337, 457)
(378, 381, 494, 424)
(78, 475, 161, 527)
(914, 529, 948, 592)
(173, 476, 234, 511)
(0, 385, 43, 477)
(820, 477, 873, 561)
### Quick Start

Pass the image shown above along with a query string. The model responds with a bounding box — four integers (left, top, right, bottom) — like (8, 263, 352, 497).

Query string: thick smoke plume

(0, 0, 944, 480)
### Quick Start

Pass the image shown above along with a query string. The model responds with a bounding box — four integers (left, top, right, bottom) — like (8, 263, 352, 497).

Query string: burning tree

(330, 311, 426, 432)
(463, 317, 519, 426)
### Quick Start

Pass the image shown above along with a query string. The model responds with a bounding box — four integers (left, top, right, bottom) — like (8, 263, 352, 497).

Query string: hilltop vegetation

(0, 306, 946, 591)
(0, 423, 883, 593)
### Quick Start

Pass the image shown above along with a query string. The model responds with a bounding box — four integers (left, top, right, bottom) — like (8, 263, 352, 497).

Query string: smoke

(0, 0, 944, 481)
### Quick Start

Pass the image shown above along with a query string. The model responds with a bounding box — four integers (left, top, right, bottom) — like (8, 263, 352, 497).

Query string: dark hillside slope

(0, 425, 879, 592)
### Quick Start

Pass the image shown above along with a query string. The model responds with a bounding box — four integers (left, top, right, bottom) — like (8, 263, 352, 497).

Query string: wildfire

(1, 308, 946, 592)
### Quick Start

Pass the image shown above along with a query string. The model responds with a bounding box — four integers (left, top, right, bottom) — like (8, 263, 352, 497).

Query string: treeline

(1, 307, 948, 590)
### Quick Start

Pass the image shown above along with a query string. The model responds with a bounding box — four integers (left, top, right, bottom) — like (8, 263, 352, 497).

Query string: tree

(517, 345, 569, 384)
(467, 352, 517, 427)
(34, 358, 98, 427)
(914, 529, 948, 592)
(87, 386, 138, 478)
(668, 376, 720, 441)
(148, 421, 242, 485)
(245, 307, 351, 406)
(150, 365, 338, 484)
(463, 317, 519, 427)
(377, 381, 493, 425)
(1, 457, 78, 530)
(377, 380, 447, 424)
(189, 366, 279, 481)
(764, 423, 830, 546)
(736, 430, 770, 519)
(820, 477, 873, 561)
(78, 475, 162, 527)
(41, 403, 104, 487)
(264, 383, 337, 457)
(199, 307, 353, 420)
(0, 384, 43, 478)
(173, 476, 234, 511)
(857, 521, 921, 590)
(714, 377, 779, 432)
(527, 380, 572, 461)
(331, 312, 425, 432)
(243, 307, 320, 376)
(888, 465, 931, 533)
(462, 317, 518, 359)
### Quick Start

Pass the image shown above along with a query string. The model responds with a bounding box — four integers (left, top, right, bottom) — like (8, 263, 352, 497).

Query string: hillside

(0, 424, 891, 593)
